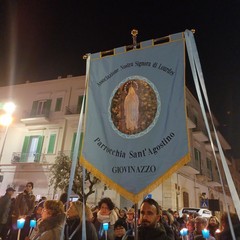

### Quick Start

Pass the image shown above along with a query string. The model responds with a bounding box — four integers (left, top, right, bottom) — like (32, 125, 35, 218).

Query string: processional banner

(81, 32, 190, 203)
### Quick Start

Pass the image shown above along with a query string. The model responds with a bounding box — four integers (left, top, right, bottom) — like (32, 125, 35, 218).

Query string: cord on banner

(185, 29, 238, 240)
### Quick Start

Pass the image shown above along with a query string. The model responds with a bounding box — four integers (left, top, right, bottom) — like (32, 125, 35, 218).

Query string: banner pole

(131, 29, 138, 49)
(134, 203, 138, 240)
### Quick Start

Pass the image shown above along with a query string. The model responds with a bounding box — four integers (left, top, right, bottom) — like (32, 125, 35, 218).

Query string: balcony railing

(21, 109, 50, 119)
(65, 106, 80, 115)
(11, 152, 47, 164)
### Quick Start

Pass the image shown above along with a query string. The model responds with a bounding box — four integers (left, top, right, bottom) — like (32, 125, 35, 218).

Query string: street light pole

(0, 102, 16, 163)
(0, 124, 10, 163)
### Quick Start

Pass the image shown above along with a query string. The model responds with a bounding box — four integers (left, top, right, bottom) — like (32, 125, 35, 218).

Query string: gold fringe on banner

(80, 153, 190, 203)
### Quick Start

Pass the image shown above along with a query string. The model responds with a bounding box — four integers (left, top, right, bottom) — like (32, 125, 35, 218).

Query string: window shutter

(21, 136, 30, 162)
(35, 136, 44, 162)
(30, 101, 38, 117)
(55, 98, 62, 112)
(43, 99, 52, 116)
(47, 134, 56, 154)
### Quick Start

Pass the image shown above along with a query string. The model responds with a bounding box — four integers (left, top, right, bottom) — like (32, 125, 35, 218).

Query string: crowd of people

(0, 182, 240, 240)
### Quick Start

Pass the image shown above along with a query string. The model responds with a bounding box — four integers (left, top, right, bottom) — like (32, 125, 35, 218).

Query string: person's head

(66, 201, 93, 223)
(35, 200, 45, 219)
(182, 213, 188, 222)
(173, 211, 179, 219)
(126, 208, 135, 222)
(25, 182, 34, 193)
(114, 219, 127, 238)
(195, 216, 208, 234)
(119, 208, 126, 218)
(6, 187, 15, 196)
(188, 212, 200, 220)
(42, 200, 64, 220)
(220, 212, 239, 231)
(208, 216, 220, 227)
(186, 219, 195, 233)
(139, 198, 161, 228)
(59, 192, 68, 204)
(162, 210, 174, 225)
(98, 197, 115, 216)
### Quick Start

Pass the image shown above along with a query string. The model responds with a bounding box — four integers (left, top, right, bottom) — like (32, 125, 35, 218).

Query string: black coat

(138, 224, 174, 240)
(65, 218, 98, 240)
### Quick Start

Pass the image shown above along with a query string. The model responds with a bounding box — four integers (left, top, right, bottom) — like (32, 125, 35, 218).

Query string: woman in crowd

(217, 213, 240, 240)
(116, 208, 127, 222)
(27, 200, 66, 240)
(65, 200, 97, 240)
(207, 216, 220, 238)
(162, 210, 180, 240)
(94, 197, 118, 240)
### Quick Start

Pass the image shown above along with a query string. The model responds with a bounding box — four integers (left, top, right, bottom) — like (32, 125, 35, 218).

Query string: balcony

(205, 142, 218, 152)
(20, 111, 50, 125)
(180, 159, 201, 175)
(65, 105, 80, 115)
(192, 128, 209, 142)
(187, 116, 196, 129)
(11, 152, 47, 164)
(64, 105, 84, 120)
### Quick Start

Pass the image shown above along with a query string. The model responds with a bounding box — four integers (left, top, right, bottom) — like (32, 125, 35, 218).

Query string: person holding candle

(26, 200, 66, 240)
(13, 182, 36, 219)
(64, 200, 97, 240)
(28, 201, 46, 238)
(186, 219, 195, 240)
(10, 182, 36, 240)
(94, 197, 118, 240)
(194, 216, 215, 240)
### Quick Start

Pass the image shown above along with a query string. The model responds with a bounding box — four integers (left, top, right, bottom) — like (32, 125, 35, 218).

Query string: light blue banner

(81, 33, 190, 202)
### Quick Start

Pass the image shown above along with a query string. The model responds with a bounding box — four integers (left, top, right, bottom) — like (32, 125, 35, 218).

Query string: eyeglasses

(26, 185, 32, 188)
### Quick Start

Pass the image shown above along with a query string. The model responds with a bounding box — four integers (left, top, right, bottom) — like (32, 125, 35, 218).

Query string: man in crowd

(0, 187, 16, 239)
(138, 198, 174, 240)
(9, 182, 36, 240)
(194, 216, 215, 240)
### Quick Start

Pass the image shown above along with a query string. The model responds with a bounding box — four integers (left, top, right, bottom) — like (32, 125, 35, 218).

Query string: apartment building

(0, 76, 238, 213)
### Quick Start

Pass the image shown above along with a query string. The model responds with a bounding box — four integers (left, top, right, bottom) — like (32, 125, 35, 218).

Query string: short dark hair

(26, 182, 34, 189)
(140, 198, 161, 215)
(114, 219, 127, 230)
(98, 197, 115, 210)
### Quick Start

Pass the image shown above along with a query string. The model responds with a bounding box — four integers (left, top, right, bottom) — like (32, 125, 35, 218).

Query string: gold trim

(80, 153, 190, 203)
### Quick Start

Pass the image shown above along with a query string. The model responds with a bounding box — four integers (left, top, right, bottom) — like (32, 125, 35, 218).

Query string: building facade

(0, 76, 238, 215)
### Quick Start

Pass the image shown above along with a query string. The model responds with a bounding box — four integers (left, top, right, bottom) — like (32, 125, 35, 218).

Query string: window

(183, 191, 189, 207)
(206, 158, 213, 179)
(21, 136, 44, 162)
(194, 148, 201, 171)
(31, 99, 52, 117)
(55, 98, 62, 112)
(47, 134, 57, 154)
(77, 95, 85, 113)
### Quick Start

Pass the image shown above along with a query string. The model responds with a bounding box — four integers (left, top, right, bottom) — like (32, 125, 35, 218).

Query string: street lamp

(0, 102, 16, 163)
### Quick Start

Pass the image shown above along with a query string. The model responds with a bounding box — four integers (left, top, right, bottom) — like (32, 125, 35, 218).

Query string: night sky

(0, 0, 239, 157)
